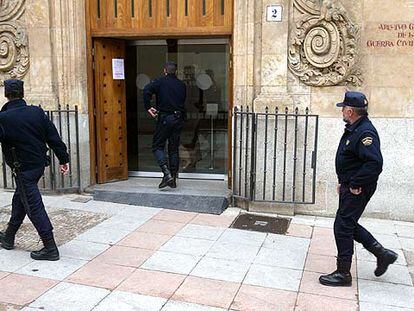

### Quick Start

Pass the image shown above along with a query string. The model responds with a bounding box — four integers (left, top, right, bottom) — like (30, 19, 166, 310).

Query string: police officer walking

(0, 79, 69, 261)
(143, 62, 187, 189)
(319, 91, 398, 286)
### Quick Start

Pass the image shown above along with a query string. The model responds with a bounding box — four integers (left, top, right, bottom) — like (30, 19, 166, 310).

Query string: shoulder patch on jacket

(361, 136, 373, 146)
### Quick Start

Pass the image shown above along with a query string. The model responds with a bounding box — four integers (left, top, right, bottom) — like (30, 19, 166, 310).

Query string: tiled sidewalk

(0, 193, 413, 311)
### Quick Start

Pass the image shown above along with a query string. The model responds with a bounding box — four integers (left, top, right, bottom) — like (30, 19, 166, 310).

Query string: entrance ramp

(90, 178, 230, 215)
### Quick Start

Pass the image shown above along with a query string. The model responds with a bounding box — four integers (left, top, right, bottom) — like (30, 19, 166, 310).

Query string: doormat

(230, 214, 291, 234)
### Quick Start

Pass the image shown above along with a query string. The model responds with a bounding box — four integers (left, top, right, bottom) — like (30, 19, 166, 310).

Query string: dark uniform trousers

(10, 166, 53, 239)
(335, 183, 377, 263)
(152, 113, 184, 173)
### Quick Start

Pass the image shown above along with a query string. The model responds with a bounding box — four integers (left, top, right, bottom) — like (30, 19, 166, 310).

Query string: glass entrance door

(125, 39, 230, 179)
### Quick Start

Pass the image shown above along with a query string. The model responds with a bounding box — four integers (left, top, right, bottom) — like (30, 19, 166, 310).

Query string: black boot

(30, 235, 60, 261)
(159, 165, 174, 189)
(0, 224, 19, 250)
(170, 172, 178, 189)
(319, 260, 352, 287)
(366, 241, 398, 277)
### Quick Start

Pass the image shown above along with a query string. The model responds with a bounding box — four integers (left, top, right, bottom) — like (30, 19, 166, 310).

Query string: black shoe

(170, 172, 178, 189)
(319, 260, 352, 287)
(366, 241, 398, 277)
(30, 235, 60, 261)
(0, 224, 18, 250)
(159, 165, 174, 189)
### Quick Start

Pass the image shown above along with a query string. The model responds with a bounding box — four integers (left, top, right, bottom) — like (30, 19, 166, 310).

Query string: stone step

(91, 177, 230, 215)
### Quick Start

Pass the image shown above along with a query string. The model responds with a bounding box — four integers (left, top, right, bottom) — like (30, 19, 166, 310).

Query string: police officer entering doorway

(143, 62, 187, 189)
(0, 79, 69, 261)
(319, 92, 398, 287)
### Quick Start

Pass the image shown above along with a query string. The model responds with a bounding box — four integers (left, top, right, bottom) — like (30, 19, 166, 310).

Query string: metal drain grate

(230, 214, 291, 234)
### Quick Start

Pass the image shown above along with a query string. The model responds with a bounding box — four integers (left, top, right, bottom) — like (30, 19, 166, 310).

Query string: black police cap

(336, 91, 368, 108)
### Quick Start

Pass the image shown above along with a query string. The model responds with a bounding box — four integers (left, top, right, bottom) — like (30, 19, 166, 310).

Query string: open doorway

(125, 38, 230, 180)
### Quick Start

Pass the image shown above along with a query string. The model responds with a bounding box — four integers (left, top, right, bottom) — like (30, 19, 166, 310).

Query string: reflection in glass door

(125, 39, 229, 179)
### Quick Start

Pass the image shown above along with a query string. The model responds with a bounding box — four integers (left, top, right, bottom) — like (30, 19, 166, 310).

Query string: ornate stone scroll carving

(0, 0, 29, 85)
(288, 0, 363, 86)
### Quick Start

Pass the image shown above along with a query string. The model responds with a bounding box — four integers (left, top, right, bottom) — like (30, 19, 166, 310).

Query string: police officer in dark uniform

(319, 91, 398, 286)
(143, 62, 187, 189)
(0, 79, 69, 261)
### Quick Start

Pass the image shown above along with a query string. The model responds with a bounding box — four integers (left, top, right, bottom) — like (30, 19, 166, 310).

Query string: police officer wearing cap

(319, 91, 398, 287)
(143, 62, 186, 189)
(0, 79, 69, 261)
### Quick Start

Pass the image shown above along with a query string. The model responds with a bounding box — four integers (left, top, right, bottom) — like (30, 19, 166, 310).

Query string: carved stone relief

(0, 0, 29, 85)
(288, 0, 362, 86)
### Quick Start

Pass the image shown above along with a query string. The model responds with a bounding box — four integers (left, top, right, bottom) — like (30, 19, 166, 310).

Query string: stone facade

(1, 0, 413, 220)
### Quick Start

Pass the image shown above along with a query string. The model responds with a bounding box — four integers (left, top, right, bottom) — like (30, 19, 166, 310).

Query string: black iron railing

(232, 106, 319, 204)
(1, 105, 81, 193)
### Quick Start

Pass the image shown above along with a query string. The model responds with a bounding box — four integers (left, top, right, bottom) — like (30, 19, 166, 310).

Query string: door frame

(86, 36, 233, 185)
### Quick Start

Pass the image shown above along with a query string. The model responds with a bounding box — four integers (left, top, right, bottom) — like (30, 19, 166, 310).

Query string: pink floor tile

(190, 214, 236, 228)
(0, 272, 9, 280)
(152, 210, 198, 223)
(172, 276, 240, 309)
(118, 269, 185, 298)
(313, 227, 335, 238)
(66, 260, 135, 290)
(305, 254, 357, 277)
(94, 245, 153, 268)
(231, 284, 297, 311)
(137, 219, 185, 235)
(0, 303, 20, 310)
(299, 271, 358, 301)
(117, 231, 172, 250)
(0, 273, 56, 306)
(308, 236, 337, 256)
(287, 224, 313, 239)
(295, 293, 358, 311)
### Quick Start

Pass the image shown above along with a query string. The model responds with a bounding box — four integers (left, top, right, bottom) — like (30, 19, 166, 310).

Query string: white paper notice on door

(112, 58, 125, 80)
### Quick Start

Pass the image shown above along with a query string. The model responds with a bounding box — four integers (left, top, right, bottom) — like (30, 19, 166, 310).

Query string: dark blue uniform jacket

(0, 99, 69, 171)
(335, 116, 383, 188)
(143, 74, 187, 114)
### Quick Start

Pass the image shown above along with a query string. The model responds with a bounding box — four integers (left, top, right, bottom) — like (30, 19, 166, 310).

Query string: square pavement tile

(356, 247, 407, 266)
(0, 271, 9, 280)
(290, 215, 316, 226)
(244, 264, 302, 292)
(0, 274, 56, 306)
(118, 269, 185, 299)
(231, 284, 297, 311)
(98, 215, 149, 232)
(295, 293, 358, 311)
(308, 236, 337, 256)
(0, 249, 33, 273)
(369, 234, 402, 250)
(314, 217, 335, 229)
(176, 224, 225, 241)
(117, 231, 172, 250)
(29, 282, 109, 311)
(93, 291, 166, 311)
(59, 240, 110, 261)
(190, 214, 235, 228)
(262, 234, 310, 251)
(359, 280, 414, 308)
(94, 245, 153, 268)
(400, 237, 414, 252)
(16, 257, 87, 281)
(159, 236, 215, 256)
(141, 251, 201, 275)
(66, 260, 135, 289)
(217, 229, 267, 247)
(162, 300, 226, 311)
(152, 210, 198, 223)
(304, 254, 357, 277)
(75, 225, 132, 245)
(359, 302, 412, 311)
(299, 271, 358, 301)
(286, 224, 313, 239)
(190, 257, 250, 283)
(396, 225, 414, 239)
(359, 219, 398, 236)
(254, 246, 307, 270)
(138, 220, 185, 235)
(205, 242, 260, 263)
(172, 276, 239, 309)
(357, 260, 413, 286)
